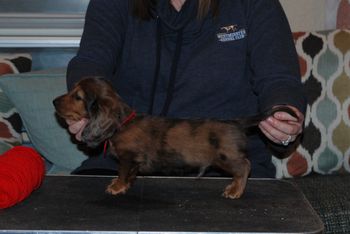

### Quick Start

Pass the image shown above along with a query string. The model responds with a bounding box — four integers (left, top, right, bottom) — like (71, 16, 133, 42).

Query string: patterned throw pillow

(0, 69, 88, 174)
(273, 30, 350, 178)
(0, 54, 32, 153)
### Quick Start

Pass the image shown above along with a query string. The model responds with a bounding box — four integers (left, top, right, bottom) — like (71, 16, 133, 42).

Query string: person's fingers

(259, 105, 305, 145)
(259, 122, 280, 144)
(66, 118, 89, 141)
(273, 105, 305, 127)
(68, 120, 84, 134)
(66, 119, 76, 126)
(75, 119, 89, 141)
(273, 111, 298, 122)
(266, 116, 302, 136)
(259, 119, 298, 144)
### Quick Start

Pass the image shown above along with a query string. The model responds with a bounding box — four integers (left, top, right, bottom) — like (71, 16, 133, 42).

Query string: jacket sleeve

(246, 0, 307, 115)
(66, 0, 128, 90)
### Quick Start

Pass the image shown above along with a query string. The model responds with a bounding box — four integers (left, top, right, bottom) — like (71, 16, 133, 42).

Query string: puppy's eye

(73, 93, 83, 101)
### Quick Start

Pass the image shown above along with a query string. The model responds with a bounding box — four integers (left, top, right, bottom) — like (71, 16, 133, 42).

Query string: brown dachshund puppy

(53, 77, 296, 199)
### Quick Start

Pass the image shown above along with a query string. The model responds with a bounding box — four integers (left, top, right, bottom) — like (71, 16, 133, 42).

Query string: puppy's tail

(234, 106, 298, 129)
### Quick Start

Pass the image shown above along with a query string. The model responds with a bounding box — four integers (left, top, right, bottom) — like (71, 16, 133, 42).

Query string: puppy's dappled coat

(53, 77, 294, 199)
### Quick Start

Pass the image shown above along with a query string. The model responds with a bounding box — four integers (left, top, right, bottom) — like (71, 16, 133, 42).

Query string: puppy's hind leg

(214, 155, 251, 199)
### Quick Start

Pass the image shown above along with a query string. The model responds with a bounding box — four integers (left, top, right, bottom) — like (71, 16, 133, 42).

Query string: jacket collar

(155, 0, 198, 31)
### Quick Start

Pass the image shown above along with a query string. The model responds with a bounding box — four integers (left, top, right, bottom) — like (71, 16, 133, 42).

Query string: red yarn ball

(0, 146, 45, 209)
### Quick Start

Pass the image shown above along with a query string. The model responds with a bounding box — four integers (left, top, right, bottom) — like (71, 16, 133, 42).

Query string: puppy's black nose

(53, 98, 59, 108)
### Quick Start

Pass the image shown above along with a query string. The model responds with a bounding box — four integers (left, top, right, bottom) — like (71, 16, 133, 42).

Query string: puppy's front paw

(223, 182, 244, 199)
(106, 178, 130, 195)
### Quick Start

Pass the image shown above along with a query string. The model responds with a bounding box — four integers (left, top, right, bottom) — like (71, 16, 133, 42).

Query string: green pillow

(0, 68, 88, 173)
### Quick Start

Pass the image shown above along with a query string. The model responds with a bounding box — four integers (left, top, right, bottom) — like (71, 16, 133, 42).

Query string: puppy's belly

(136, 151, 202, 176)
(138, 163, 200, 176)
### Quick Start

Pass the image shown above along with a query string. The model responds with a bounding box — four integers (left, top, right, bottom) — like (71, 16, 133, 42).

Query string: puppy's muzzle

(52, 96, 63, 109)
(52, 98, 59, 108)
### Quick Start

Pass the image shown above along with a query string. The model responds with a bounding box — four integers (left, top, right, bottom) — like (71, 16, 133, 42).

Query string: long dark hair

(132, 0, 219, 20)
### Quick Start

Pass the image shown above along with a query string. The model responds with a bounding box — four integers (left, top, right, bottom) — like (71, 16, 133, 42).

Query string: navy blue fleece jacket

(67, 0, 307, 178)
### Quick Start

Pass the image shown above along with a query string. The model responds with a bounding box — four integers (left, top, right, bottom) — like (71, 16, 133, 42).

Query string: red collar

(121, 111, 137, 126)
(103, 111, 137, 156)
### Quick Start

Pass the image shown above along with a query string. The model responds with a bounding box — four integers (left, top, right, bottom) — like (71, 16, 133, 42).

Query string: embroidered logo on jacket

(217, 24, 246, 42)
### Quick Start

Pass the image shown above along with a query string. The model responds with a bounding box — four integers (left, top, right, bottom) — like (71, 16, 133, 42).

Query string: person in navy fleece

(66, 0, 306, 178)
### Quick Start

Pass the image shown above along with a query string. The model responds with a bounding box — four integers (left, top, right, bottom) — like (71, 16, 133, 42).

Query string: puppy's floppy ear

(81, 91, 119, 148)
(86, 95, 98, 116)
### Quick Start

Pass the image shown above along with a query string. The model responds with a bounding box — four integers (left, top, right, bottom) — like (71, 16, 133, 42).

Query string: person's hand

(66, 118, 89, 141)
(258, 105, 304, 146)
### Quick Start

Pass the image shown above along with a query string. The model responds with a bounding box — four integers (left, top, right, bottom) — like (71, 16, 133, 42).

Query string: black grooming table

(0, 176, 324, 234)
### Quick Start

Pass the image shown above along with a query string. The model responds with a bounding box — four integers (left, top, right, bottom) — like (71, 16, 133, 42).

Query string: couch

(0, 29, 349, 233)
(285, 29, 350, 234)
(281, 29, 350, 233)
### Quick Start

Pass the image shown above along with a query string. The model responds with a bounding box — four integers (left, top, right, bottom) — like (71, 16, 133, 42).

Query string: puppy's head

(53, 77, 132, 148)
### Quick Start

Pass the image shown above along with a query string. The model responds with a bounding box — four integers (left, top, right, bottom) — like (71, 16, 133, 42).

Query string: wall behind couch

(280, 0, 350, 32)
(1, 0, 348, 70)
(280, 0, 326, 32)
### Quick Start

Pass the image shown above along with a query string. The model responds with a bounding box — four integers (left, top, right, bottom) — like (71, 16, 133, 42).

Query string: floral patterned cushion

(273, 30, 350, 178)
(0, 54, 32, 154)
